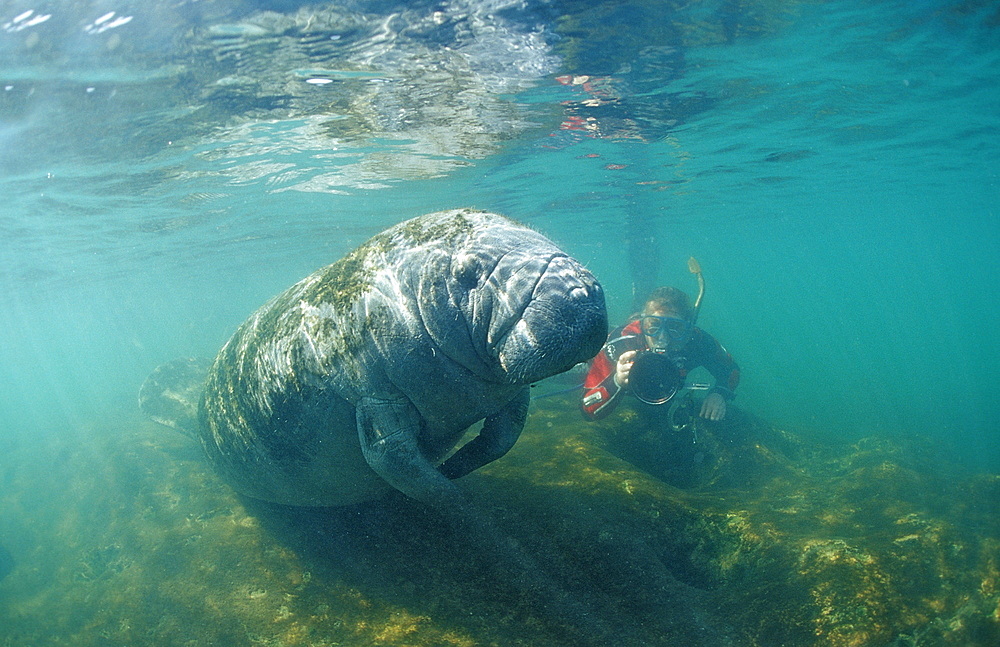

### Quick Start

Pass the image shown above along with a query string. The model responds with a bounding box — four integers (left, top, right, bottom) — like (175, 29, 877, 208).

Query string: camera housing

(629, 350, 682, 405)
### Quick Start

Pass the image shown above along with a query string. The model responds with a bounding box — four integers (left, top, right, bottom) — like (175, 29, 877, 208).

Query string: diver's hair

(642, 286, 693, 320)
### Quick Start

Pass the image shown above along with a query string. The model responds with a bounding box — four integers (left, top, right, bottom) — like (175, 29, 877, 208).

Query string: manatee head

(397, 210, 607, 385)
(483, 248, 608, 385)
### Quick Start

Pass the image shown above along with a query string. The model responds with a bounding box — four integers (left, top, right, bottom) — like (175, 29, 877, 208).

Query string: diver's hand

(614, 350, 638, 388)
(701, 392, 727, 420)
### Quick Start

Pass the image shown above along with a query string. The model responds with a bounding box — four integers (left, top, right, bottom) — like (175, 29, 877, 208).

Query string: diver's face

(639, 309, 691, 352)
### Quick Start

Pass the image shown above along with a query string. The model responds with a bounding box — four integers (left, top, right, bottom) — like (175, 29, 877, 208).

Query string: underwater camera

(629, 351, 682, 405)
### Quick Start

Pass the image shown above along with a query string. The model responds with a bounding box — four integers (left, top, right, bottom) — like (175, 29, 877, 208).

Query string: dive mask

(639, 315, 691, 342)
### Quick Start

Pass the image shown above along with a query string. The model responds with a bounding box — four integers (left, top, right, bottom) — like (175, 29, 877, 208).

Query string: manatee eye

(453, 254, 480, 290)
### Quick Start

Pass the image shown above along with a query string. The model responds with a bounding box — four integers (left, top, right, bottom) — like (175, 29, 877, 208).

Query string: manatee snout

(539, 254, 608, 358)
(501, 255, 607, 383)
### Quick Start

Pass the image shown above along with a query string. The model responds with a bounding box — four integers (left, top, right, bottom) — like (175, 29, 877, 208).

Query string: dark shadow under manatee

(238, 466, 740, 647)
(238, 493, 581, 645)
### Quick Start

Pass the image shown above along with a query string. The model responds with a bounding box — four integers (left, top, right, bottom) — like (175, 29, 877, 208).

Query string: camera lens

(629, 352, 680, 405)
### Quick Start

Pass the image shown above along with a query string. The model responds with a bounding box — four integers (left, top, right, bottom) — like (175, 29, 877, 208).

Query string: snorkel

(687, 256, 705, 326)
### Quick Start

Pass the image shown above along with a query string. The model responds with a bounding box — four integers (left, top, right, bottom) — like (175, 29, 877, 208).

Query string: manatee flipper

(356, 397, 466, 510)
(438, 387, 529, 480)
(138, 357, 213, 438)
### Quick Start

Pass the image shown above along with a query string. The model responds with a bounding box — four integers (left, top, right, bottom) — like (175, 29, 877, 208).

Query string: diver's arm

(582, 334, 642, 421)
(581, 350, 622, 420)
(693, 329, 740, 400)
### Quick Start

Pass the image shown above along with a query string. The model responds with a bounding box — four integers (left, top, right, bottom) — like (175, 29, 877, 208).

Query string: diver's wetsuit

(581, 320, 740, 420)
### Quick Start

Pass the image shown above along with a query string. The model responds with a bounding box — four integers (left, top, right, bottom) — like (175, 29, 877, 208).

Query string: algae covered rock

(0, 395, 997, 646)
(569, 394, 1000, 646)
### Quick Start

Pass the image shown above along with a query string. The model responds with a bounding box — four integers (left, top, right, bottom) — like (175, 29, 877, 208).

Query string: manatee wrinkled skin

(191, 208, 606, 508)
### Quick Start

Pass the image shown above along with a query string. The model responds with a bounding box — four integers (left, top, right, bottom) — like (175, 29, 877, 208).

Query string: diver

(581, 259, 740, 423)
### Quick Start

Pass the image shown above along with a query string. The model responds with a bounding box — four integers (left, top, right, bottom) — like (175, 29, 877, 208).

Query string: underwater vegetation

(0, 399, 997, 646)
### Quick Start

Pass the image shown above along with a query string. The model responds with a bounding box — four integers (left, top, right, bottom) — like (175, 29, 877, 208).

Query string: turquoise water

(2, 0, 996, 464)
(0, 1, 998, 643)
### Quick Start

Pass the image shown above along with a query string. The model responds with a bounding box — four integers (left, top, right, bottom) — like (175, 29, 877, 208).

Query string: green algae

(552, 397, 1000, 647)
(1, 399, 997, 646)
(198, 210, 498, 462)
(300, 209, 481, 314)
(393, 210, 479, 247)
(306, 240, 383, 316)
(202, 209, 484, 416)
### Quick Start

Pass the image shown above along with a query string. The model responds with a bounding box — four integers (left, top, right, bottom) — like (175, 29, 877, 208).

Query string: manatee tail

(138, 357, 213, 439)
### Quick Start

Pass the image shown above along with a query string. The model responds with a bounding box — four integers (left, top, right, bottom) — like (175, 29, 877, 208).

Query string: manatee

(138, 357, 213, 436)
(149, 208, 606, 506)
(141, 208, 611, 639)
